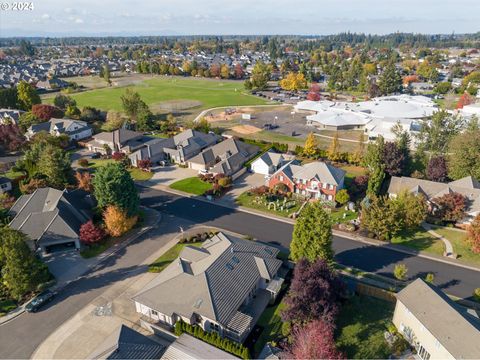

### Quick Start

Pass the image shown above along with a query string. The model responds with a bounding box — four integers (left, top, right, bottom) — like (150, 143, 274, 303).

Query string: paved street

(138, 187, 480, 300)
(1, 187, 479, 359)
(0, 215, 192, 359)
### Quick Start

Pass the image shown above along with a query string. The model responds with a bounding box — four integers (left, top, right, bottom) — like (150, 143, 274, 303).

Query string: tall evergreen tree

(291, 202, 334, 263)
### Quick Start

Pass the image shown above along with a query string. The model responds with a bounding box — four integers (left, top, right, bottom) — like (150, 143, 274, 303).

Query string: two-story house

(393, 279, 480, 359)
(128, 129, 219, 167)
(86, 129, 145, 154)
(268, 160, 346, 201)
(187, 137, 259, 177)
(250, 151, 294, 177)
(26, 118, 92, 141)
(133, 232, 284, 343)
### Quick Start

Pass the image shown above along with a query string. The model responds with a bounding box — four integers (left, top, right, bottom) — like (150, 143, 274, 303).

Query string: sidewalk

(32, 225, 218, 359)
(421, 222, 455, 258)
(0, 207, 161, 326)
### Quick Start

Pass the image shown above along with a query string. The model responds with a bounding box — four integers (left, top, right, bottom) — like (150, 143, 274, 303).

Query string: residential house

(8, 187, 93, 252)
(393, 279, 480, 360)
(0, 177, 12, 193)
(36, 77, 70, 91)
(129, 129, 219, 167)
(133, 232, 284, 343)
(89, 325, 166, 360)
(86, 129, 144, 154)
(26, 118, 92, 141)
(161, 333, 238, 359)
(250, 151, 293, 177)
(0, 109, 24, 125)
(388, 176, 480, 224)
(187, 138, 259, 177)
(268, 161, 346, 201)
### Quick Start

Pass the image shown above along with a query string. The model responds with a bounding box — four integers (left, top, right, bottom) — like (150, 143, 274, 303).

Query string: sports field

(45, 76, 269, 120)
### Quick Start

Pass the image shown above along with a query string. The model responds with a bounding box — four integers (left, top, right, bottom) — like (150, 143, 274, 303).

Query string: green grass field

(46, 77, 268, 120)
(336, 295, 394, 359)
(433, 227, 480, 266)
(80, 158, 153, 181)
(170, 177, 212, 195)
(391, 227, 445, 256)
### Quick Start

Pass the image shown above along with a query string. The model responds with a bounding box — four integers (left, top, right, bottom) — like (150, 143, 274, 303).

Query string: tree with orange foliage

(402, 75, 419, 86)
(75, 171, 93, 192)
(103, 205, 137, 237)
(456, 93, 474, 109)
(467, 214, 480, 254)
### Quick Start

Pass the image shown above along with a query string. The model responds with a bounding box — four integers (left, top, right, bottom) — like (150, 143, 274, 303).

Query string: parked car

(91, 152, 101, 159)
(25, 290, 55, 313)
(198, 169, 209, 175)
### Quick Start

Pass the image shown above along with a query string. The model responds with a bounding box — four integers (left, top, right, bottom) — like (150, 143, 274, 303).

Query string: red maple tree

(289, 320, 345, 359)
(79, 220, 106, 244)
(31, 104, 64, 121)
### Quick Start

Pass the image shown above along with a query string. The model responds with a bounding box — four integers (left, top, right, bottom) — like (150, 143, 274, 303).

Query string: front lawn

(336, 295, 395, 359)
(236, 191, 302, 218)
(330, 207, 358, 224)
(391, 227, 445, 256)
(169, 177, 212, 195)
(78, 158, 153, 181)
(433, 227, 480, 266)
(149, 242, 203, 273)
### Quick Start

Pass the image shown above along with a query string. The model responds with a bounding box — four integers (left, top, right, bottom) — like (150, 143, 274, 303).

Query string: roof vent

(193, 298, 203, 309)
(232, 256, 240, 264)
(226, 263, 234, 271)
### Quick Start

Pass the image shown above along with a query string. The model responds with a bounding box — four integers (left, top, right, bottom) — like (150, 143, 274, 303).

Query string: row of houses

(0, 57, 134, 89)
(87, 129, 259, 177)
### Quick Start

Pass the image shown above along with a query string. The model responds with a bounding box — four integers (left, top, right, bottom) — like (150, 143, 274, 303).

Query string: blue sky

(1, 0, 479, 36)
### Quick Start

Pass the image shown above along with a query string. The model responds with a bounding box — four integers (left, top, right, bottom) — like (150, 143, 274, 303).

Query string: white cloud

(41, 13, 50, 20)
(74, 18, 84, 24)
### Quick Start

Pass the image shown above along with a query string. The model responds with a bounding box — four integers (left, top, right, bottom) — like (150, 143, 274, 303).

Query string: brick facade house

(268, 161, 345, 201)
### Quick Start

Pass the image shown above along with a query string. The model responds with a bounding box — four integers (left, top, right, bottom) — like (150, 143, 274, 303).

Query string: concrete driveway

(42, 251, 97, 288)
(221, 172, 266, 204)
(147, 165, 198, 186)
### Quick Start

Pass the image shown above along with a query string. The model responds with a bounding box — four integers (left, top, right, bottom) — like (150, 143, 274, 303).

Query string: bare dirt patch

(231, 124, 262, 134)
(151, 99, 203, 113)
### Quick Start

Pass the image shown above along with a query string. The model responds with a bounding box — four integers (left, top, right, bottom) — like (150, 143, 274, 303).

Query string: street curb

(0, 207, 162, 327)
(140, 184, 480, 273)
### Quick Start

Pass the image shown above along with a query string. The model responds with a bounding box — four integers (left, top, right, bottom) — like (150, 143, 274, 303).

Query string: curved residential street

(0, 188, 479, 359)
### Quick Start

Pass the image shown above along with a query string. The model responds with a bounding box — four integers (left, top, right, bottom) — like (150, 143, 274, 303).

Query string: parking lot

(240, 108, 312, 139)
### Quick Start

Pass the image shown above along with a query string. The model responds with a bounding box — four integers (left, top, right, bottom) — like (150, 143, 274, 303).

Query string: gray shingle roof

(90, 325, 166, 360)
(161, 333, 237, 360)
(273, 160, 346, 185)
(388, 176, 480, 214)
(8, 188, 90, 248)
(396, 279, 480, 359)
(189, 138, 259, 175)
(133, 233, 282, 326)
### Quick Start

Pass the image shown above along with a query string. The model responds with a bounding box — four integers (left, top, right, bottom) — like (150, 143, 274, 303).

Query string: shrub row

(174, 320, 250, 359)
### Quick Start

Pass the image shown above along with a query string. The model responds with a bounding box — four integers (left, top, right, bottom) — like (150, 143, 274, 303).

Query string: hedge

(174, 320, 250, 359)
